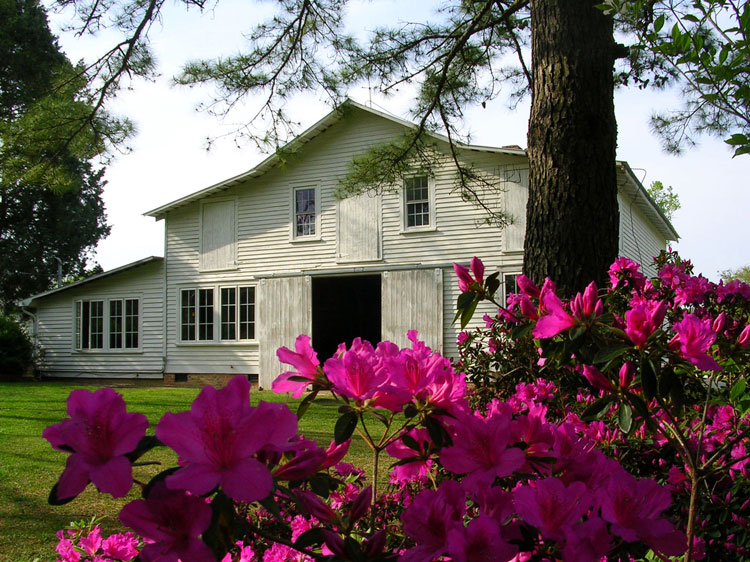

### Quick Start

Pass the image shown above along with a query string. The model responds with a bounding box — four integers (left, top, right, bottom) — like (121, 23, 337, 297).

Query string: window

(404, 175, 432, 229)
(294, 187, 317, 238)
(180, 285, 256, 342)
(503, 273, 520, 304)
(75, 298, 139, 351)
(201, 199, 236, 271)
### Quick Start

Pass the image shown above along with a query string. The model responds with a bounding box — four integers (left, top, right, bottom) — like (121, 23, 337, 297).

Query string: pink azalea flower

(513, 477, 592, 541)
(579, 365, 615, 393)
(56, 532, 81, 562)
(669, 313, 722, 371)
(320, 438, 351, 469)
(43, 387, 148, 499)
(119, 481, 214, 562)
(272, 442, 326, 481)
(562, 516, 612, 562)
(386, 428, 433, 483)
(624, 299, 666, 348)
(79, 526, 103, 555)
(101, 532, 139, 561)
(738, 324, 750, 347)
(440, 402, 525, 488)
(156, 375, 298, 502)
(570, 281, 602, 320)
(598, 471, 687, 556)
(516, 274, 541, 299)
(453, 257, 484, 293)
(608, 257, 646, 290)
(446, 514, 517, 562)
(532, 281, 577, 338)
(400, 480, 466, 561)
(324, 338, 404, 410)
(273, 334, 322, 397)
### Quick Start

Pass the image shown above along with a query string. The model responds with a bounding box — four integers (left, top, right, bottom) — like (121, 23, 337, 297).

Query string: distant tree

(646, 180, 681, 220)
(720, 264, 750, 284)
(0, 0, 111, 311)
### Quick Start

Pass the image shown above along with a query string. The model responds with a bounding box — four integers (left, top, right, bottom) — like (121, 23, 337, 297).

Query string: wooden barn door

(258, 276, 311, 389)
(381, 268, 443, 351)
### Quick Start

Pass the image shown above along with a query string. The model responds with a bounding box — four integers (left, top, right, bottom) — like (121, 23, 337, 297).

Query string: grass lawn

(0, 381, 379, 562)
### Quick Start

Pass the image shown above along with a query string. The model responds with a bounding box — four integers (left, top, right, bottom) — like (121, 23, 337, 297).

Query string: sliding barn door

(381, 268, 443, 351)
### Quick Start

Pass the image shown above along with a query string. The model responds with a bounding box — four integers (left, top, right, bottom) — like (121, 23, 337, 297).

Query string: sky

(48, 0, 750, 281)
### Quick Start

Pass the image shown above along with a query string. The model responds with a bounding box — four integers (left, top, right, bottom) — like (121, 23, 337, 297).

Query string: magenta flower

(43, 387, 148, 499)
(571, 281, 603, 319)
(272, 442, 326, 481)
(738, 324, 750, 347)
(386, 428, 433, 483)
(102, 532, 139, 561)
(156, 375, 298, 502)
(562, 516, 612, 562)
(669, 313, 722, 371)
(532, 282, 577, 338)
(400, 480, 466, 561)
(513, 477, 592, 541)
(598, 471, 686, 556)
(624, 299, 666, 348)
(516, 274, 541, 299)
(579, 365, 615, 393)
(273, 334, 322, 397)
(320, 438, 351, 469)
(608, 257, 646, 290)
(453, 256, 484, 293)
(119, 481, 214, 562)
(440, 402, 525, 488)
(446, 514, 516, 562)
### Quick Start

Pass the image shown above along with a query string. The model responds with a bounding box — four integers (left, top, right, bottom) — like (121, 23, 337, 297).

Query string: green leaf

(125, 435, 163, 463)
(581, 396, 614, 421)
(640, 358, 657, 400)
(334, 411, 358, 445)
(730, 379, 747, 402)
(203, 491, 237, 559)
(294, 527, 325, 550)
(424, 415, 452, 448)
(258, 492, 283, 522)
(460, 297, 479, 330)
(486, 271, 500, 297)
(593, 344, 630, 364)
(628, 393, 650, 419)
(48, 482, 77, 506)
(401, 433, 421, 451)
(296, 390, 318, 420)
(618, 403, 633, 434)
(569, 325, 587, 341)
(654, 14, 665, 32)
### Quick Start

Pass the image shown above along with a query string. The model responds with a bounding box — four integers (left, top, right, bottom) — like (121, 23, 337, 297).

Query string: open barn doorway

(312, 275, 381, 362)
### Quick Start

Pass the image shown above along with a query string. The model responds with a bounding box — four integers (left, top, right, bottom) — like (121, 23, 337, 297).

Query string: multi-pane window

(181, 289, 196, 341)
(76, 298, 138, 351)
(125, 299, 139, 348)
(110, 300, 123, 348)
(294, 187, 317, 237)
(239, 287, 256, 340)
(404, 175, 431, 228)
(198, 289, 214, 341)
(221, 288, 237, 340)
(180, 286, 256, 342)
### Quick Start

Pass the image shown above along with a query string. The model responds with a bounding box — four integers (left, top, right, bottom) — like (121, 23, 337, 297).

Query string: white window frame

(74, 297, 141, 352)
(199, 197, 238, 272)
(401, 174, 436, 232)
(502, 272, 522, 305)
(290, 185, 321, 241)
(178, 284, 257, 344)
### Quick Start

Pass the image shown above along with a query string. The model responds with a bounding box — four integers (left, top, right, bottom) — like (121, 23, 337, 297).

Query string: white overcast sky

(48, 0, 749, 281)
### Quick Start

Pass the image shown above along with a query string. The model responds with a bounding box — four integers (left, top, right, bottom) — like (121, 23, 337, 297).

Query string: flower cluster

(55, 520, 139, 562)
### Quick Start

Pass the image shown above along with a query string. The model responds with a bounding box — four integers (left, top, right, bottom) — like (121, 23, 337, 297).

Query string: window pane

(295, 188, 316, 236)
(198, 289, 214, 341)
(221, 288, 236, 340)
(239, 287, 255, 340)
(90, 301, 104, 349)
(75, 301, 82, 350)
(181, 289, 196, 341)
(504, 274, 519, 297)
(125, 299, 139, 348)
(81, 301, 90, 349)
(405, 176, 430, 227)
(110, 300, 123, 349)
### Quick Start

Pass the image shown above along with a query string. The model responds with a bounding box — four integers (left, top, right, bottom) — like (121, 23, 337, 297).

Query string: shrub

(0, 315, 33, 379)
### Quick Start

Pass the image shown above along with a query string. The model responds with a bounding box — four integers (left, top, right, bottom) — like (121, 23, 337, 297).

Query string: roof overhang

(19, 256, 163, 307)
(617, 161, 679, 242)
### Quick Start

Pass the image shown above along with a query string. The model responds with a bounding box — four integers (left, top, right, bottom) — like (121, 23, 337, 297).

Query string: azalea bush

(43, 251, 750, 562)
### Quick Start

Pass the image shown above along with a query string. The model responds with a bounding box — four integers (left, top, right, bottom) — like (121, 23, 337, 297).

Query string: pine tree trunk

(524, 0, 620, 296)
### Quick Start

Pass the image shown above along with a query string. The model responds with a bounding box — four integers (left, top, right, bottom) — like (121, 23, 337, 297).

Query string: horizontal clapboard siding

(34, 260, 164, 377)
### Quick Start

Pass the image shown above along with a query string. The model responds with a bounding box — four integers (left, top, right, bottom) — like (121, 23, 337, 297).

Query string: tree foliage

(721, 264, 750, 283)
(0, 0, 111, 311)
(646, 179, 681, 220)
(605, 0, 750, 156)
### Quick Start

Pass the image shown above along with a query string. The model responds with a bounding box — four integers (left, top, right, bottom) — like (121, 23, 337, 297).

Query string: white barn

(22, 101, 678, 386)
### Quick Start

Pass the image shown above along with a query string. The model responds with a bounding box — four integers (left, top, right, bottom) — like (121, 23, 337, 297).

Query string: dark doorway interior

(312, 275, 381, 362)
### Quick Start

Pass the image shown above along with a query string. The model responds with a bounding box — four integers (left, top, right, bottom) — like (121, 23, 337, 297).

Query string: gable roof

(143, 99, 678, 241)
(143, 99, 525, 220)
(20, 256, 163, 307)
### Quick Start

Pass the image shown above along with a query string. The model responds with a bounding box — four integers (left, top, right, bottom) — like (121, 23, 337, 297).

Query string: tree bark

(524, 0, 620, 296)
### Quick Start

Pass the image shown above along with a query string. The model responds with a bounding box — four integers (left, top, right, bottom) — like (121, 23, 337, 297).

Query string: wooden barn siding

(34, 261, 164, 377)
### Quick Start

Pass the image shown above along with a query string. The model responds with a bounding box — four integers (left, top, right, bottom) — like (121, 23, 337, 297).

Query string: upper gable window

(201, 199, 236, 271)
(294, 187, 318, 238)
(404, 175, 433, 230)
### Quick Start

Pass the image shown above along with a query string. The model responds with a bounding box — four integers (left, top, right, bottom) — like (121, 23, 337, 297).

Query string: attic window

(294, 187, 317, 238)
(403, 175, 433, 230)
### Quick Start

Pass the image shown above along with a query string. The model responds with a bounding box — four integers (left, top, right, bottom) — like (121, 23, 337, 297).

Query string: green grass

(0, 381, 378, 562)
